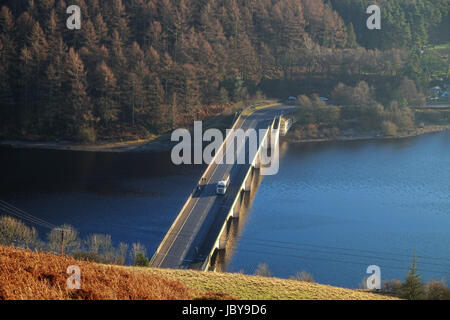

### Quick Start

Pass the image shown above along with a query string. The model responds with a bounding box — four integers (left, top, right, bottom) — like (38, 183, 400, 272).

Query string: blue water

(0, 149, 204, 256)
(1, 132, 449, 288)
(226, 133, 450, 288)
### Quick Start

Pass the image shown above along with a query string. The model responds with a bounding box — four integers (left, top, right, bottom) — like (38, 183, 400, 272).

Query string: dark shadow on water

(208, 171, 264, 272)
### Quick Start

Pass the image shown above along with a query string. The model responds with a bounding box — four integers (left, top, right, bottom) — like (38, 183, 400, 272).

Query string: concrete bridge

(151, 104, 296, 271)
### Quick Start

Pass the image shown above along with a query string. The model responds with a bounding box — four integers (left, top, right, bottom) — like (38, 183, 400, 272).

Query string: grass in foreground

(0, 245, 397, 300)
(0, 246, 230, 300)
(128, 267, 399, 300)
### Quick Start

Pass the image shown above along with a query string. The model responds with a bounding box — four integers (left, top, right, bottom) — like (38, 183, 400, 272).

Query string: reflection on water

(209, 172, 263, 271)
(1, 131, 450, 288)
(0, 147, 204, 255)
(209, 141, 291, 271)
(225, 132, 450, 288)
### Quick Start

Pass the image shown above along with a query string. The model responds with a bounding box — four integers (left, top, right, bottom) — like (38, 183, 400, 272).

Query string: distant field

(425, 43, 449, 79)
(430, 43, 450, 55)
(0, 245, 398, 300)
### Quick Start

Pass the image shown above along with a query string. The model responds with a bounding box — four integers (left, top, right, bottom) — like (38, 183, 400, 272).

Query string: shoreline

(0, 134, 176, 153)
(284, 124, 450, 144)
(2, 124, 450, 153)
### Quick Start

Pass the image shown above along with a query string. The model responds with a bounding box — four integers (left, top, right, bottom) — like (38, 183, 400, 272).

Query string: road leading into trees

(151, 104, 296, 269)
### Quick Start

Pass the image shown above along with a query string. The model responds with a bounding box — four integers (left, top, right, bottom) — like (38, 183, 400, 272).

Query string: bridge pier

(217, 224, 228, 250)
(243, 167, 255, 191)
(254, 154, 261, 169)
(153, 111, 287, 271)
(231, 190, 244, 218)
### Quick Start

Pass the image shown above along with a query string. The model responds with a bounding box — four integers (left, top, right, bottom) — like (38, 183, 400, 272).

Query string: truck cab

(216, 174, 230, 195)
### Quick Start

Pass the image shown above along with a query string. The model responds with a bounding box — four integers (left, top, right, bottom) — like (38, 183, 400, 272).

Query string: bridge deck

(151, 105, 294, 269)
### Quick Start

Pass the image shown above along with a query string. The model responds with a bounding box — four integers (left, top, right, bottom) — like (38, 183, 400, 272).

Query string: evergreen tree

(93, 13, 109, 46)
(0, 0, 446, 140)
(42, 38, 66, 135)
(63, 47, 92, 137)
(401, 250, 425, 300)
(93, 60, 119, 127)
(346, 23, 357, 49)
(0, 6, 16, 129)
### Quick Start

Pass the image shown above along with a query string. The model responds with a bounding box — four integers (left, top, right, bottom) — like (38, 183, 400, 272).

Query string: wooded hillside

(0, 0, 448, 141)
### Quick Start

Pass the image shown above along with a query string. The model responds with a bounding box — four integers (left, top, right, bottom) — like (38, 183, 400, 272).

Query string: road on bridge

(151, 104, 296, 269)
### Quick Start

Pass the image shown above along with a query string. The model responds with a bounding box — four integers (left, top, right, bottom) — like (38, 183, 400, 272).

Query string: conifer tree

(93, 60, 119, 127)
(63, 47, 92, 137)
(401, 250, 425, 300)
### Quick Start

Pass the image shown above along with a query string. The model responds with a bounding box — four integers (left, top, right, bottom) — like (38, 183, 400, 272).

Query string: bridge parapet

(280, 116, 295, 136)
(152, 102, 286, 271)
(151, 105, 251, 267)
(202, 115, 282, 271)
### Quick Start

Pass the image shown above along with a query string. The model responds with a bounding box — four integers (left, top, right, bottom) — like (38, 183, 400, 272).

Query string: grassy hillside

(0, 245, 398, 300)
(0, 245, 230, 300)
(129, 267, 399, 300)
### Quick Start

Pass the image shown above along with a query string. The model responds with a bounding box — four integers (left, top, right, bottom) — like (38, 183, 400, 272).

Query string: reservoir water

(0, 149, 204, 258)
(1, 131, 449, 288)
